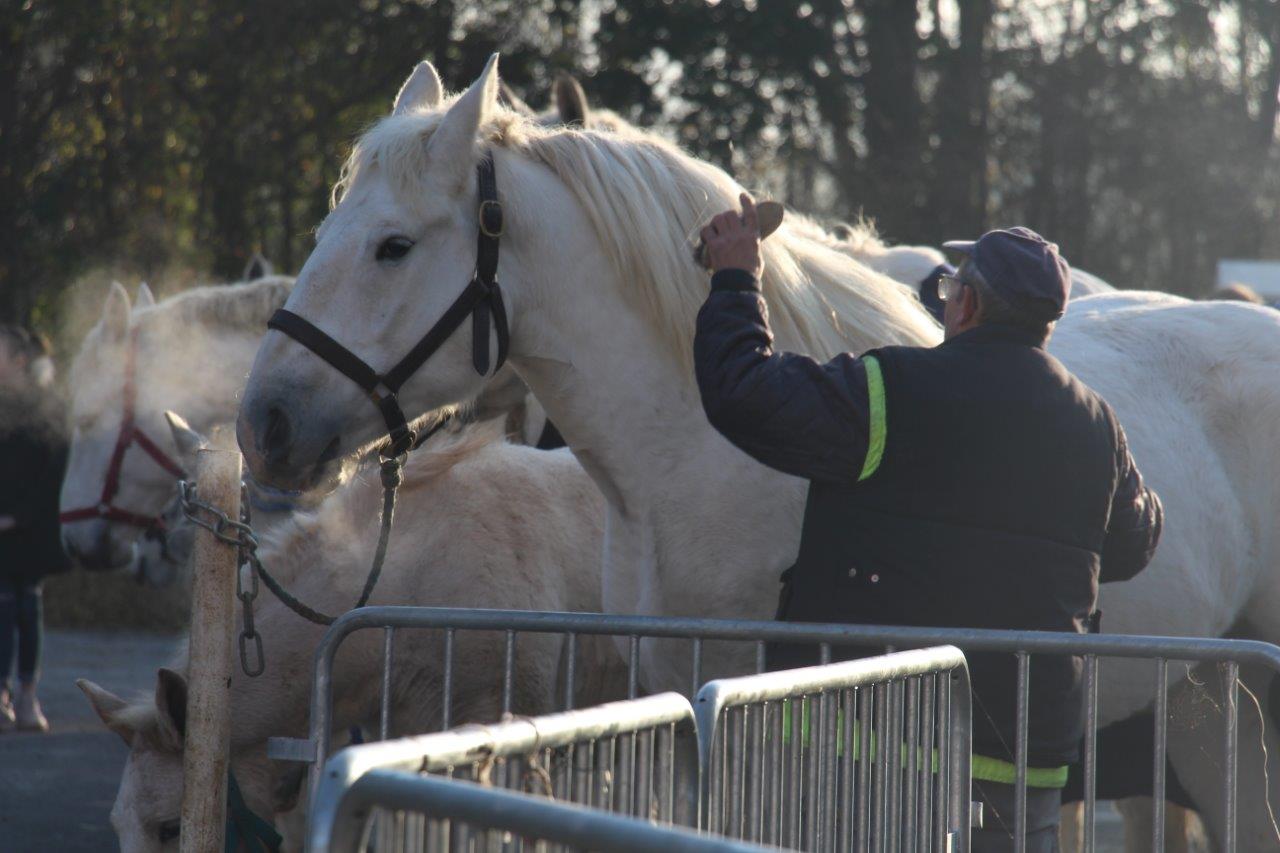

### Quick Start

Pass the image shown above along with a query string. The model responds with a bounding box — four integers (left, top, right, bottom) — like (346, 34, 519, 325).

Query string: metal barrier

(271, 606, 1280, 852)
(307, 692, 700, 851)
(313, 772, 768, 853)
(695, 647, 971, 852)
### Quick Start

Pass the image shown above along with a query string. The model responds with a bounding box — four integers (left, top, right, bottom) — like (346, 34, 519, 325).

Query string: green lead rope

(778, 700, 1068, 789)
(225, 771, 283, 853)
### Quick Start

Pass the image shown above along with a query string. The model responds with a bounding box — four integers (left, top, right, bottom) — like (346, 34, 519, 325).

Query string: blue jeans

(0, 580, 42, 687)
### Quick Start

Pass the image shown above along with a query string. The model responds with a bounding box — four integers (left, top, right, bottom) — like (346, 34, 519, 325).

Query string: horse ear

(243, 253, 273, 281)
(134, 282, 156, 310)
(103, 281, 131, 340)
(393, 60, 444, 116)
(77, 679, 134, 746)
(154, 668, 188, 749)
(427, 53, 500, 192)
(554, 73, 589, 126)
(498, 80, 536, 117)
(165, 411, 208, 465)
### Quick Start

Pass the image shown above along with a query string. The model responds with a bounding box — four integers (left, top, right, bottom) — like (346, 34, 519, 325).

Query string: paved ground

(0, 630, 182, 853)
(1, 630, 1139, 852)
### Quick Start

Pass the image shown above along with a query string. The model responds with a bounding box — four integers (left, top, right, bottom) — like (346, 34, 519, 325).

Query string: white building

(1217, 259, 1280, 299)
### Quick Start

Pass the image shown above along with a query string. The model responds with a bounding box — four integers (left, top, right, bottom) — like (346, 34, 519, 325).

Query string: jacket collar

(942, 322, 1049, 351)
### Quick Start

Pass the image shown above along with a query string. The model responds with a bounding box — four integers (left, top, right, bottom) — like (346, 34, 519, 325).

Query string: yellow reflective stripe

(859, 355, 886, 482)
(779, 702, 1069, 788)
(970, 754, 1069, 789)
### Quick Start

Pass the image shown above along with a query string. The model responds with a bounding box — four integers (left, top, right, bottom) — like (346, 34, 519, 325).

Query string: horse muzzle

(236, 394, 344, 493)
(62, 520, 135, 572)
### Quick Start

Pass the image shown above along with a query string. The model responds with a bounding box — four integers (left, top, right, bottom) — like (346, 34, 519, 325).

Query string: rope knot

(380, 456, 405, 490)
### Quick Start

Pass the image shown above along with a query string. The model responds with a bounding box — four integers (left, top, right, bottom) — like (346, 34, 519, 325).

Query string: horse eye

(376, 236, 414, 262)
(158, 819, 180, 843)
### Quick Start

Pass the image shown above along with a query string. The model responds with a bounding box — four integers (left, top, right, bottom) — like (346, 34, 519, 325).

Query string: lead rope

(180, 419, 449, 676)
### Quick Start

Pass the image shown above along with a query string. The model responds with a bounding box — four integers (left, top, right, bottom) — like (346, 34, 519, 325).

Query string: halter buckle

(478, 199, 504, 238)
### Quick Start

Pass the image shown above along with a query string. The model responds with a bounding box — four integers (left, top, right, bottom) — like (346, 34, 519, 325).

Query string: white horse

(79, 422, 616, 852)
(499, 71, 633, 132)
(235, 56, 1280, 847)
(60, 277, 297, 574)
(59, 277, 546, 582)
(822, 218, 1116, 300)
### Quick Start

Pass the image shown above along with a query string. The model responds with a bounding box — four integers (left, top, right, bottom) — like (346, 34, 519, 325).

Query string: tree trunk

(859, 0, 923, 242)
(934, 0, 993, 240)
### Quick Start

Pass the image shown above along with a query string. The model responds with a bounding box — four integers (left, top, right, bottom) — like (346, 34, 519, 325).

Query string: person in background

(692, 197, 1163, 851)
(0, 324, 70, 733)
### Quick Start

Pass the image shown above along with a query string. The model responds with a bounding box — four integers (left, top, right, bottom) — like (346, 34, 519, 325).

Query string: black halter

(267, 154, 509, 458)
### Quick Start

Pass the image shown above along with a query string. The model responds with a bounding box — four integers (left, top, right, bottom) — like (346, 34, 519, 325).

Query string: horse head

(77, 672, 289, 853)
(60, 283, 184, 569)
(239, 56, 533, 489)
(61, 278, 292, 570)
(237, 52, 938, 491)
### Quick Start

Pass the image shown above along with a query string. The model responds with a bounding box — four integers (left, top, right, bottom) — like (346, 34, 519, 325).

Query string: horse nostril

(262, 405, 293, 460)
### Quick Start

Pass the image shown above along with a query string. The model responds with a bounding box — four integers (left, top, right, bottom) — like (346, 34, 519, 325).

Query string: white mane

(68, 277, 294, 395)
(257, 419, 508, 561)
(134, 276, 294, 336)
(334, 106, 941, 372)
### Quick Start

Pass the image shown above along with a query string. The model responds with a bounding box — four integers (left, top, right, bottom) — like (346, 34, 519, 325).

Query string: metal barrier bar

(315, 771, 769, 853)
(1224, 660, 1239, 852)
(1082, 655, 1099, 853)
(379, 627, 393, 741)
(1014, 652, 1029, 853)
(694, 647, 972, 852)
(1153, 658, 1168, 852)
(278, 606, 1280, 849)
(440, 627, 453, 730)
(308, 691, 700, 852)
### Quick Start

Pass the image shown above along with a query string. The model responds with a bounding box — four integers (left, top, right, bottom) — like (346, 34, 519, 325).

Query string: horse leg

(1115, 797, 1195, 853)
(1059, 801, 1084, 851)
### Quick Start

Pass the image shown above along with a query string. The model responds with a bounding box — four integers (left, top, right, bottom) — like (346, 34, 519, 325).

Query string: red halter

(58, 328, 188, 531)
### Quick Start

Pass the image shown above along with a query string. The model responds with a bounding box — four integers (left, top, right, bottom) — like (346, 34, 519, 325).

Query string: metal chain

(179, 452, 406, 677)
(236, 483, 265, 677)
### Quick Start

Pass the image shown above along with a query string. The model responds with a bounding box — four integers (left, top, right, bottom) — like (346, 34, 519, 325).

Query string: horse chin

(64, 525, 139, 573)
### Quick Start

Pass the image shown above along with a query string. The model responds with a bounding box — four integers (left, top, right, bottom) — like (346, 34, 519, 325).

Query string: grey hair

(959, 259, 1054, 341)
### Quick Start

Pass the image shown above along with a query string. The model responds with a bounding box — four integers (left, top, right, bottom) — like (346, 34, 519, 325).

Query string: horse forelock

(334, 105, 940, 373)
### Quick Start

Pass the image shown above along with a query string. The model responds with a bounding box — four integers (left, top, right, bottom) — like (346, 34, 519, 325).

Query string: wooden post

(180, 449, 242, 853)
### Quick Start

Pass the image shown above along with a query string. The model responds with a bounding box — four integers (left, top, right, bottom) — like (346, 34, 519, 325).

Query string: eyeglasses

(937, 273, 967, 303)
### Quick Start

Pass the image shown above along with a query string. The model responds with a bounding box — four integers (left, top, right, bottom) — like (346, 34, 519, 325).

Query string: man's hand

(700, 193, 764, 279)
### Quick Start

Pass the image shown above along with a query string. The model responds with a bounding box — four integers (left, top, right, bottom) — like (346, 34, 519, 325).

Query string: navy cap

(942, 227, 1071, 321)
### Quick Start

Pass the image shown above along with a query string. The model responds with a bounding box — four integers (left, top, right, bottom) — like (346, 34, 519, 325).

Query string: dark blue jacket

(694, 269, 1163, 764)
(0, 390, 72, 583)
(694, 269, 1160, 585)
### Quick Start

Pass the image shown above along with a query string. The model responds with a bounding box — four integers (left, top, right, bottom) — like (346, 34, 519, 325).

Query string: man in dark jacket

(0, 325, 70, 733)
(693, 196, 1163, 851)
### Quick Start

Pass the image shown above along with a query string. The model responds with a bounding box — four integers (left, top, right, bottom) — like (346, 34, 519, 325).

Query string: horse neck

(510, 248, 808, 625)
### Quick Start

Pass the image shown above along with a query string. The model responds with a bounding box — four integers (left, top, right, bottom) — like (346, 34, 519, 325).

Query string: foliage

(3, 0, 1277, 336)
